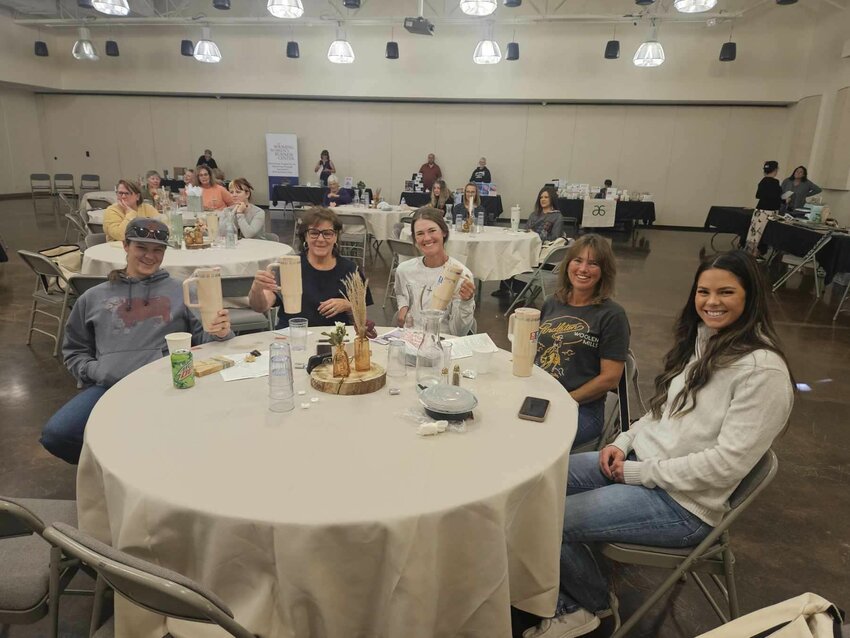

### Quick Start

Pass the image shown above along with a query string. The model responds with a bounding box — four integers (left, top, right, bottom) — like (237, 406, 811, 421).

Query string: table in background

(704, 206, 754, 246)
(81, 238, 292, 281)
(401, 225, 541, 281)
(332, 204, 408, 241)
(557, 198, 656, 226)
(272, 185, 374, 208)
(77, 330, 576, 638)
(400, 192, 504, 223)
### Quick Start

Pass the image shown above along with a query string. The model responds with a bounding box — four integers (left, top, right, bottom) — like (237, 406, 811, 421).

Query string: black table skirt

(704, 206, 754, 246)
(557, 199, 656, 226)
(161, 179, 185, 194)
(273, 185, 326, 206)
(400, 192, 503, 223)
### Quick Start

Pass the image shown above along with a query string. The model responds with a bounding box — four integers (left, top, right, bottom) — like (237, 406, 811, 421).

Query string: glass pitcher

(415, 309, 446, 390)
(403, 283, 431, 331)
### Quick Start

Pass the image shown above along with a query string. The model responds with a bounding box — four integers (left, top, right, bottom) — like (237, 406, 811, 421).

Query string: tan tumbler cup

(429, 263, 464, 311)
(205, 212, 219, 242)
(182, 267, 223, 332)
(267, 255, 302, 314)
(507, 307, 540, 377)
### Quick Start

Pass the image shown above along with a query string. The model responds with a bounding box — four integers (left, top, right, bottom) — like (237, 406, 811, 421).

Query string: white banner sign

(581, 199, 616, 228)
(266, 133, 299, 209)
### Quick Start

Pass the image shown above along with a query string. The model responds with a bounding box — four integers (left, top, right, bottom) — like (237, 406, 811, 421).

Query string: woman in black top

(755, 160, 781, 211)
(314, 150, 336, 186)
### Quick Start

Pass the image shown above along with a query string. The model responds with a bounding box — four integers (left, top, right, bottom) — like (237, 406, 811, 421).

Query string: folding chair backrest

(17, 250, 71, 293)
(65, 213, 88, 238)
(220, 275, 254, 298)
(541, 244, 570, 269)
(44, 523, 255, 638)
(69, 275, 107, 296)
(57, 193, 76, 215)
(292, 209, 313, 247)
(84, 233, 106, 250)
(336, 213, 368, 234)
(728, 450, 778, 511)
(31, 174, 52, 192)
(80, 174, 101, 190)
(87, 199, 112, 211)
(0, 498, 45, 539)
(387, 238, 419, 259)
(54, 174, 75, 192)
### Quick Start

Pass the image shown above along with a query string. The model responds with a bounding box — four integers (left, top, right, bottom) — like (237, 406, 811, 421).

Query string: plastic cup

(472, 347, 494, 375)
(386, 340, 407, 378)
(288, 318, 309, 369)
(165, 332, 192, 355)
(269, 342, 295, 413)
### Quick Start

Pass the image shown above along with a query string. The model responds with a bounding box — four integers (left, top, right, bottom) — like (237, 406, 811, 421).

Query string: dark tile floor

(2, 198, 848, 637)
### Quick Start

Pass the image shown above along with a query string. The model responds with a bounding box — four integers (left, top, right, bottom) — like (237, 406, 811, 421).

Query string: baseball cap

(125, 218, 170, 246)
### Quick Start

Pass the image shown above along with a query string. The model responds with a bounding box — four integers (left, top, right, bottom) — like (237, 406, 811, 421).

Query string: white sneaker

(521, 608, 601, 638)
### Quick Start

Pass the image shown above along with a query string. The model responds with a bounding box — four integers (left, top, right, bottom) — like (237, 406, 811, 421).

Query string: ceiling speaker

(386, 41, 399, 59)
(605, 40, 620, 59)
(719, 41, 736, 61)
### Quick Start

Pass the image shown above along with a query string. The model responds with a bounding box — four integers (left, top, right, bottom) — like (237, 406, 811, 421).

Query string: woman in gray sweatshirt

(780, 165, 822, 212)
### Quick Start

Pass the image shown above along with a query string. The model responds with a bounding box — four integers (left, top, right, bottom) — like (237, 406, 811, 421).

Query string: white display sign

(266, 133, 299, 209)
(581, 199, 616, 228)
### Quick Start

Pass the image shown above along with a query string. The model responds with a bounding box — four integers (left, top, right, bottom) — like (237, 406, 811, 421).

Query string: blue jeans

(574, 400, 604, 449)
(557, 452, 713, 615)
(40, 385, 108, 465)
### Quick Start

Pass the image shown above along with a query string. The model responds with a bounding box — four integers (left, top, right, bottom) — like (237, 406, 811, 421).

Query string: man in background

(196, 149, 218, 170)
(418, 153, 442, 191)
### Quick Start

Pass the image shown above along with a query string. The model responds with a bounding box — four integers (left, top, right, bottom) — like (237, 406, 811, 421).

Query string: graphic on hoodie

(110, 295, 172, 329)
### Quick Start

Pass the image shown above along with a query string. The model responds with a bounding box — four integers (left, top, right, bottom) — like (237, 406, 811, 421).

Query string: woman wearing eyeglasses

(194, 165, 233, 211)
(249, 207, 375, 331)
(103, 179, 164, 241)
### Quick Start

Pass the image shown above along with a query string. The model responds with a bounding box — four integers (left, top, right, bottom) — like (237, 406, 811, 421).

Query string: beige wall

(0, 87, 46, 193)
(34, 93, 788, 227)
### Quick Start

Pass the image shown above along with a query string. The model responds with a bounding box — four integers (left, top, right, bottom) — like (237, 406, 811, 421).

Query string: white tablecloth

(401, 226, 542, 281)
(86, 208, 198, 225)
(81, 238, 292, 281)
(77, 330, 576, 638)
(332, 204, 410, 241)
(79, 190, 116, 216)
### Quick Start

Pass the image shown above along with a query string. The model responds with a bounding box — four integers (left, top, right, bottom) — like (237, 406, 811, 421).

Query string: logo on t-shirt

(536, 315, 596, 378)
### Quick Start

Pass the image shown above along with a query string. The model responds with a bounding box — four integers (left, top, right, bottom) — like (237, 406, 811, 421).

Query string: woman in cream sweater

(523, 250, 794, 638)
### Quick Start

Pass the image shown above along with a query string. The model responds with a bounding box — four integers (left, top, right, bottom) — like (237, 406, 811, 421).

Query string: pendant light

(92, 0, 129, 15)
(633, 20, 664, 67)
(328, 26, 354, 64)
(674, 0, 717, 12)
(473, 38, 501, 64)
(72, 27, 99, 61)
(460, 0, 497, 16)
(268, 0, 304, 19)
(193, 27, 222, 63)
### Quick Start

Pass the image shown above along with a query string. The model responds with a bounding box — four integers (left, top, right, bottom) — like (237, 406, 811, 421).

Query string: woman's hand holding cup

(252, 269, 279, 293)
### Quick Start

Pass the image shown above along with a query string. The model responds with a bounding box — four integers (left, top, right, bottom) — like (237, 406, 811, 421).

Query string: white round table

(401, 226, 542, 281)
(332, 204, 410, 241)
(76, 330, 576, 638)
(85, 208, 200, 226)
(81, 238, 293, 281)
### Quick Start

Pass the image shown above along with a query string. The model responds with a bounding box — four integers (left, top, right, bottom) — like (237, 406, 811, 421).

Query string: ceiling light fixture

(268, 0, 304, 18)
(633, 20, 664, 67)
(328, 26, 354, 63)
(673, 0, 717, 12)
(193, 27, 222, 63)
(460, 0, 497, 17)
(386, 41, 399, 59)
(719, 41, 736, 61)
(473, 35, 501, 64)
(72, 27, 99, 61)
(92, 0, 130, 15)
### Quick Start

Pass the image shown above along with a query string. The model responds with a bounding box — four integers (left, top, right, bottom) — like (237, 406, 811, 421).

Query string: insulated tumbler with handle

(507, 307, 540, 377)
(267, 255, 302, 314)
(182, 267, 223, 332)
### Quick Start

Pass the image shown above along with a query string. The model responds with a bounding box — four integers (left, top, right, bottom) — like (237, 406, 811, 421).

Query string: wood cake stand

(310, 362, 387, 396)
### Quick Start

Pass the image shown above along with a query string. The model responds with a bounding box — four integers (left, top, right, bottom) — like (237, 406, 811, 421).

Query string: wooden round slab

(310, 362, 387, 395)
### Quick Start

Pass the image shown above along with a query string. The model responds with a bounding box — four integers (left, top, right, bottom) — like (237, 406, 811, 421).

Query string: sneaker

(521, 608, 600, 638)
(490, 288, 510, 298)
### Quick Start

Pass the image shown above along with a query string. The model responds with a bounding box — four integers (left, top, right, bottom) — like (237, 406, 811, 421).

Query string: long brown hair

(194, 165, 218, 188)
(554, 234, 616, 305)
(463, 183, 481, 207)
(429, 179, 450, 210)
(648, 250, 792, 419)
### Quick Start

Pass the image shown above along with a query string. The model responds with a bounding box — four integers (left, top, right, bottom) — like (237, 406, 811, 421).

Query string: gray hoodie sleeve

(62, 293, 99, 386)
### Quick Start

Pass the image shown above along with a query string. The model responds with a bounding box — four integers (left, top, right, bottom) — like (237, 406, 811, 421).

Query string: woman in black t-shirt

(755, 160, 781, 211)
(248, 207, 374, 331)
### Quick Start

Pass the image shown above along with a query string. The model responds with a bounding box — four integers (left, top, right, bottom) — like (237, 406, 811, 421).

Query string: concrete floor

(1, 197, 848, 637)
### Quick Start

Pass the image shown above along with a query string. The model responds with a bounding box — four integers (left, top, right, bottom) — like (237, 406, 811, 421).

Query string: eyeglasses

(116, 190, 133, 197)
(126, 225, 169, 242)
(306, 229, 337, 240)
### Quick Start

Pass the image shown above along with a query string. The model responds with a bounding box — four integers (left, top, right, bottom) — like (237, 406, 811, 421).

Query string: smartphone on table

(518, 396, 550, 422)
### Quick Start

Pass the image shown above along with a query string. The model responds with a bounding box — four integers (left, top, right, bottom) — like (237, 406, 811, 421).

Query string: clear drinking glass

(269, 342, 295, 413)
(288, 317, 309, 369)
(386, 340, 407, 378)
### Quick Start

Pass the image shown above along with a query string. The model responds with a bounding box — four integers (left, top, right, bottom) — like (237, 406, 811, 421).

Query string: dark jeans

(574, 400, 604, 449)
(40, 385, 108, 464)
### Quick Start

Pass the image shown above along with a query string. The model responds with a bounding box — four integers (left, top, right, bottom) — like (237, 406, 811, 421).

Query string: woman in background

(460, 183, 486, 225)
(140, 170, 162, 205)
(315, 150, 336, 186)
(780, 166, 821, 212)
(103, 179, 163, 241)
(323, 175, 352, 207)
(527, 186, 564, 242)
(227, 178, 266, 239)
(429, 179, 451, 213)
(195, 165, 233, 211)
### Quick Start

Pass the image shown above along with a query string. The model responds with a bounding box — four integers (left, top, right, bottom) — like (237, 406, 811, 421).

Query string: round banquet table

(85, 207, 200, 226)
(332, 204, 409, 241)
(81, 238, 293, 282)
(76, 329, 577, 638)
(400, 225, 542, 281)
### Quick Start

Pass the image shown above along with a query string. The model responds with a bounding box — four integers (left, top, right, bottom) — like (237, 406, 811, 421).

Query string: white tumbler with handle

(507, 307, 540, 377)
(429, 263, 465, 311)
(267, 255, 302, 314)
(182, 267, 223, 332)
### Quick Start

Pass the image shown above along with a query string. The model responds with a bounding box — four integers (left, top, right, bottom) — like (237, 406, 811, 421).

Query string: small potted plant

(321, 321, 350, 378)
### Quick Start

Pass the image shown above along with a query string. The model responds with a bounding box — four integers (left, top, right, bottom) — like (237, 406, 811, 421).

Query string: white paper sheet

(219, 351, 270, 381)
(442, 333, 499, 359)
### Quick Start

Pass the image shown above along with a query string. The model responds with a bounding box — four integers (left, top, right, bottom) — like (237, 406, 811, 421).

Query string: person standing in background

(314, 150, 336, 186)
(596, 179, 613, 199)
(196, 149, 218, 170)
(780, 166, 822, 212)
(469, 157, 492, 184)
(419, 153, 442, 192)
(755, 161, 781, 212)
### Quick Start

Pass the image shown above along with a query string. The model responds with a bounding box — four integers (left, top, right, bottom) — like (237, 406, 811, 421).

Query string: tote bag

(697, 593, 844, 638)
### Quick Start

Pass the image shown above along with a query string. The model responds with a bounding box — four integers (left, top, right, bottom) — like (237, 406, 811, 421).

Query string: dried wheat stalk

(342, 272, 369, 338)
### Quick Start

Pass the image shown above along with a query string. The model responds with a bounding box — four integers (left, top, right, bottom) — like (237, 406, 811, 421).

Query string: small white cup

(165, 332, 192, 355)
(472, 347, 494, 375)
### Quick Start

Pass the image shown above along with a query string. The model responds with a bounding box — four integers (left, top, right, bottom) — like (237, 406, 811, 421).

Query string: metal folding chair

(771, 230, 832, 298)
(291, 209, 312, 249)
(53, 174, 76, 205)
(503, 245, 570, 316)
(220, 275, 276, 333)
(337, 213, 369, 270)
(384, 238, 420, 310)
(30, 173, 53, 214)
(43, 523, 256, 638)
(83, 234, 107, 250)
(0, 497, 91, 638)
(17, 250, 78, 356)
(603, 450, 780, 637)
(79, 174, 101, 193)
